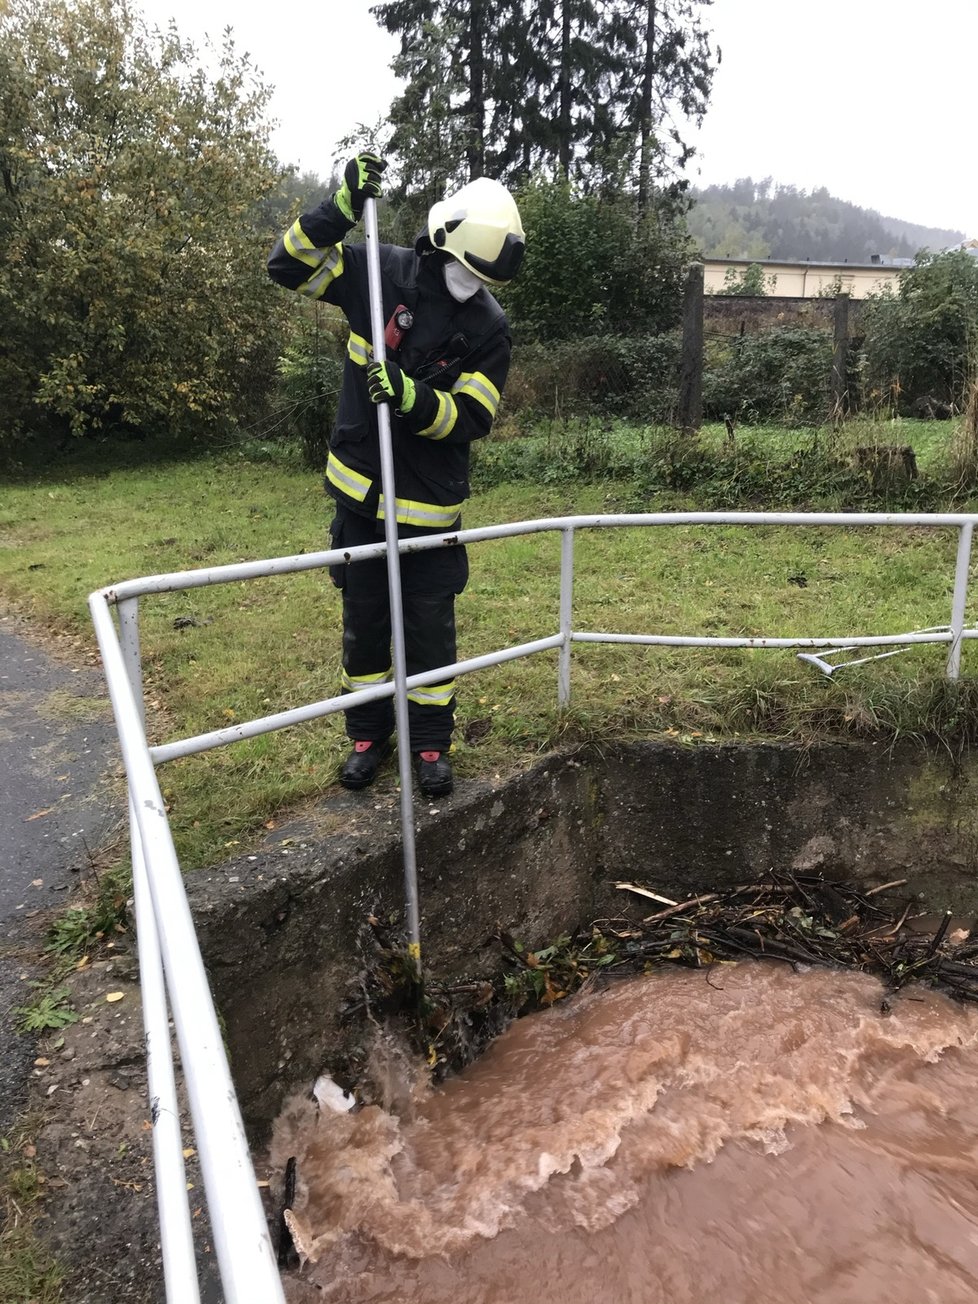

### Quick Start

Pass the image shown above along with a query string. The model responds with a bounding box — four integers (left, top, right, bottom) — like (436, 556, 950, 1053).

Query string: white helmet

(424, 177, 525, 286)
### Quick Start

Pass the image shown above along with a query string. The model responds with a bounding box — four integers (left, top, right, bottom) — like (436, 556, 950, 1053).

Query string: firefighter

(267, 154, 525, 797)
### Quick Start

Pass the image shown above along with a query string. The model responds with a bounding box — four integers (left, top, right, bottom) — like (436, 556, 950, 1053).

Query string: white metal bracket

(796, 625, 957, 677)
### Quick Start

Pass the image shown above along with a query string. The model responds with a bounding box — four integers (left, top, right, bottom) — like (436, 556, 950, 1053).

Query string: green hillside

(688, 178, 965, 263)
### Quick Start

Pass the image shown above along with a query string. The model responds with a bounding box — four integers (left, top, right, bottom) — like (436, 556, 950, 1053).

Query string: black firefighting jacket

(267, 195, 512, 530)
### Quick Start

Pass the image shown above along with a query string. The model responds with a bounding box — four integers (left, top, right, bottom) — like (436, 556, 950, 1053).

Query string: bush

(273, 305, 345, 469)
(860, 250, 978, 413)
(499, 180, 689, 342)
(703, 328, 833, 426)
(0, 0, 289, 459)
(505, 333, 681, 422)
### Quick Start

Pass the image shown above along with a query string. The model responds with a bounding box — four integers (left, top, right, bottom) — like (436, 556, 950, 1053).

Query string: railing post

(947, 522, 973, 679)
(558, 527, 575, 707)
(118, 599, 201, 1304)
(90, 593, 286, 1304)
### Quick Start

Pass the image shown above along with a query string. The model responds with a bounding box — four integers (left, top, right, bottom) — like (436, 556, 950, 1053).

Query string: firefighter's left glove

(336, 153, 387, 223)
(366, 360, 417, 414)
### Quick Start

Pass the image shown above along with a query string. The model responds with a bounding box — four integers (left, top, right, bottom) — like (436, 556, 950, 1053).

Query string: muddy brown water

(272, 963, 978, 1303)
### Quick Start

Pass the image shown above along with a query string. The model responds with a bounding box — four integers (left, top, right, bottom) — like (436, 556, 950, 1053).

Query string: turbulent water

(271, 963, 978, 1303)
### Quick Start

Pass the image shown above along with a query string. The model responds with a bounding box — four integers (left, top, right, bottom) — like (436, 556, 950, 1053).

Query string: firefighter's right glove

(366, 359, 417, 414)
(335, 153, 387, 223)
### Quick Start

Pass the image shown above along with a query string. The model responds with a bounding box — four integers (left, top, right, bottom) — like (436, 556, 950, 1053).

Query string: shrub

(860, 250, 978, 413)
(505, 333, 681, 422)
(273, 305, 345, 469)
(703, 327, 833, 426)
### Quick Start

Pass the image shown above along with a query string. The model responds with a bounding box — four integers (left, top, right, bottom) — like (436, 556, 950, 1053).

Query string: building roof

(703, 256, 914, 270)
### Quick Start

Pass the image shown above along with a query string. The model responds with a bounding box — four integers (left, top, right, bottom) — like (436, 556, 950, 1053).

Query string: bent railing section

(88, 510, 977, 1301)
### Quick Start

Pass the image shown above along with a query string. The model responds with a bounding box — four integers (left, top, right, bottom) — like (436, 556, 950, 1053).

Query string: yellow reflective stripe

(326, 451, 372, 502)
(417, 389, 458, 440)
(377, 495, 462, 528)
(347, 332, 371, 367)
(407, 681, 455, 707)
(452, 370, 500, 418)
(297, 244, 345, 299)
(283, 219, 321, 269)
(342, 669, 392, 691)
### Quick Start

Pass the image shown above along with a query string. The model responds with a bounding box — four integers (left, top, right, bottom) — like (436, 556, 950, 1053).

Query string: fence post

(831, 293, 850, 420)
(676, 262, 704, 434)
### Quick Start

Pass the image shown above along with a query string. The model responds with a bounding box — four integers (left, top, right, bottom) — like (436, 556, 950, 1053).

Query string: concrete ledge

(184, 740, 978, 1138)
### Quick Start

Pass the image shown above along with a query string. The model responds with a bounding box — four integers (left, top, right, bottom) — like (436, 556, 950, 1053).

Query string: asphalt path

(0, 611, 122, 1132)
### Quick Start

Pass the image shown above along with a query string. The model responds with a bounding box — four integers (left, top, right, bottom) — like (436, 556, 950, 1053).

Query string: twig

(643, 893, 719, 924)
(926, 910, 954, 958)
(864, 879, 909, 897)
(616, 883, 677, 906)
(860, 900, 913, 941)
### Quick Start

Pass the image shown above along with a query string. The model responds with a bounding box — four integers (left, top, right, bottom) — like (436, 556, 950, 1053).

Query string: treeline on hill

(1, 0, 975, 474)
(687, 177, 965, 264)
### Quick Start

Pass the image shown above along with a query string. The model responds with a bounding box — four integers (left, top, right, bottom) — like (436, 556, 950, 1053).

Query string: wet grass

(0, 1122, 64, 1303)
(2, 423, 978, 871)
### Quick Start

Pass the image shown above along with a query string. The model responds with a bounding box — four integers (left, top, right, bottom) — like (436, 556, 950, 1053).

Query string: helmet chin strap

(443, 258, 484, 302)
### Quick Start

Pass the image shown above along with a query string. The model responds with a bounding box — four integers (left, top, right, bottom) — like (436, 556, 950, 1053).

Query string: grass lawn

(2, 420, 977, 871)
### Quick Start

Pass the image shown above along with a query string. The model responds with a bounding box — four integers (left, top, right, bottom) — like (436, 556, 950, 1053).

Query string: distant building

(703, 256, 913, 299)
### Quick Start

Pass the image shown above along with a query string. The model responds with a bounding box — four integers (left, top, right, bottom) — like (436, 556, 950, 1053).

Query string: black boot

(415, 749, 453, 797)
(340, 738, 392, 791)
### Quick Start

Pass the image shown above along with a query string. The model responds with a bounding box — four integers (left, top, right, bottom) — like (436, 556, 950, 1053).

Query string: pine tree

(603, 0, 715, 212)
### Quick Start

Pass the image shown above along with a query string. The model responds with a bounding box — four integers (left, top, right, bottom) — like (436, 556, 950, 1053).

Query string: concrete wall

(704, 294, 868, 337)
(186, 741, 978, 1138)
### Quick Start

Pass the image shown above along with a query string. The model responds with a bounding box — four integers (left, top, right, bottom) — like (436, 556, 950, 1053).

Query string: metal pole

(118, 599, 200, 1304)
(948, 522, 973, 679)
(362, 196, 423, 967)
(558, 527, 575, 708)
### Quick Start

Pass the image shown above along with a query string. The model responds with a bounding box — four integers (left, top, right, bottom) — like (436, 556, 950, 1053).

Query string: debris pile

(345, 875, 978, 1082)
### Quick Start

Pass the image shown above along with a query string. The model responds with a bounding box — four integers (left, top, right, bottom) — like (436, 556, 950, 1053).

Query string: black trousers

(328, 504, 469, 751)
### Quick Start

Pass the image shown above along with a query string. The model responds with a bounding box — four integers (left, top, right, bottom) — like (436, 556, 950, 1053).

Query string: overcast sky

(138, 0, 975, 236)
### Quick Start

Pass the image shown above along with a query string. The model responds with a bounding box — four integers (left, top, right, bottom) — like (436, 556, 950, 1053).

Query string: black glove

(366, 360, 417, 413)
(335, 153, 387, 222)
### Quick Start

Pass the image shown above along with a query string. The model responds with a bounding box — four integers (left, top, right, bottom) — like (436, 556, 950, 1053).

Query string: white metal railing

(88, 509, 977, 1301)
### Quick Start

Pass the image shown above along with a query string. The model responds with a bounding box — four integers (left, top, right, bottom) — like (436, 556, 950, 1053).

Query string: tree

(373, 0, 509, 185)
(720, 263, 775, 296)
(375, 13, 472, 207)
(372, 0, 716, 196)
(0, 0, 289, 454)
(862, 250, 978, 412)
(499, 179, 689, 341)
(605, 1, 715, 214)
